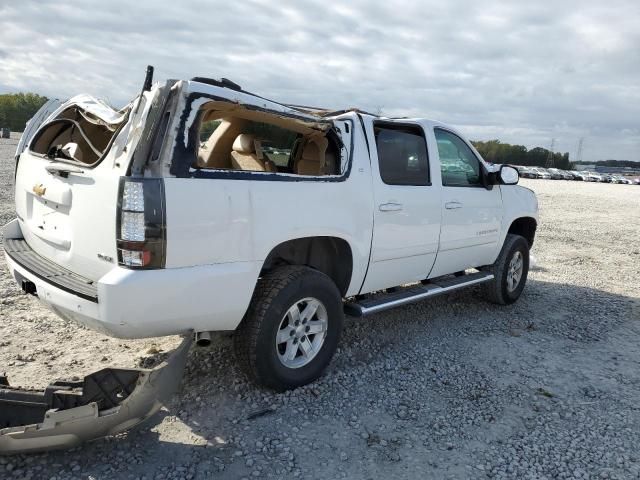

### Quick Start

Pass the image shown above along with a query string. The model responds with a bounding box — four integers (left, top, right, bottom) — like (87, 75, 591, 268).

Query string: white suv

(4, 74, 538, 391)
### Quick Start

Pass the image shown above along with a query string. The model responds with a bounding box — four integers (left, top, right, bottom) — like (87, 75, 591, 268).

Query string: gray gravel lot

(1, 133, 639, 479)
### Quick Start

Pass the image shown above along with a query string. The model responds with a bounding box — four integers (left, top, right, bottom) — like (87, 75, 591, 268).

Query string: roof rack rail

(190, 77, 242, 91)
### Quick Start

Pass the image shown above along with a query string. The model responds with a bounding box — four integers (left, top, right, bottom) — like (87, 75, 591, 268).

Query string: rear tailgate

(12, 93, 154, 282)
(14, 156, 122, 280)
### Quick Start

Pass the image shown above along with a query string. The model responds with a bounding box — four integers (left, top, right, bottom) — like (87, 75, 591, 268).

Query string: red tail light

(116, 177, 166, 269)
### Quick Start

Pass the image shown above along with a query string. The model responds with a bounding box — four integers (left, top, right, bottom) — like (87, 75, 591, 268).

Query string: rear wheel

(234, 266, 343, 391)
(481, 234, 529, 305)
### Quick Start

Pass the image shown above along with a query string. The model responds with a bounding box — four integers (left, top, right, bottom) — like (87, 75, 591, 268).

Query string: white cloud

(0, 0, 638, 161)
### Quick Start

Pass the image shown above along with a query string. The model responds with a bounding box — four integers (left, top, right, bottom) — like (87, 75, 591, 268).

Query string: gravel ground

(1, 132, 639, 479)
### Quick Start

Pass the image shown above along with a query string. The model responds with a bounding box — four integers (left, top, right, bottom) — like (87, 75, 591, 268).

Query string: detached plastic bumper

(0, 335, 192, 455)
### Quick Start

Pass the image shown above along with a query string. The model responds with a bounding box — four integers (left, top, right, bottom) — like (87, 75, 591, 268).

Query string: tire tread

(234, 266, 342, 390)
(481, 233, 529, 305)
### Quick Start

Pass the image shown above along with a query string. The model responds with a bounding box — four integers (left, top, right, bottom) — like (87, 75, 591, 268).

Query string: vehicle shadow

(9, 279, 639, 479)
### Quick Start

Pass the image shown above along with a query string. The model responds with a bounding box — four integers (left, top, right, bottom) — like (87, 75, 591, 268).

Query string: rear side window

(198, 120, 297, 168)
(243, 122, 299, 168)
(374, 123, 430, 186)
(191, 100, 347, 177)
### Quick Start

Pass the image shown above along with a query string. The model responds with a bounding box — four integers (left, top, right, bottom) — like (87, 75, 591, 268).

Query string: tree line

(471, 139, 571, 169)
(0, 93, 49, 132)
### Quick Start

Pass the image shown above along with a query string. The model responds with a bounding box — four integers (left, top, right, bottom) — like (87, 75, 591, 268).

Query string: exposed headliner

(200, 100, 329, 136)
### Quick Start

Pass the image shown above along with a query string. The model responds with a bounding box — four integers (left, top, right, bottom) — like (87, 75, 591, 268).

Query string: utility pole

(575, 137, 584, 164)
(545, 138, 556, 168)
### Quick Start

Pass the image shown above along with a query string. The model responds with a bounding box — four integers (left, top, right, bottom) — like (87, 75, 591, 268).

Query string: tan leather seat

(197, 118, 246, 169)
(324, 150, 337, 175)
(295, 137, 329, 175)
(230, 134, 266, 171)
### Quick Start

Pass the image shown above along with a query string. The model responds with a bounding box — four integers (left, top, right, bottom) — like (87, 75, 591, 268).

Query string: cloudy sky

(1, 0, 639, 161)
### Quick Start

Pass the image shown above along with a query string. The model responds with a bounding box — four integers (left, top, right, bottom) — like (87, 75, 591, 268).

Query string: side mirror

(499, 165, 519, 185)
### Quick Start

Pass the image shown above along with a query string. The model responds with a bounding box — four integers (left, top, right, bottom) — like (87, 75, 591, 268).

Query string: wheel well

(508, 217, 537, 247)
(262, 237, 353, 296)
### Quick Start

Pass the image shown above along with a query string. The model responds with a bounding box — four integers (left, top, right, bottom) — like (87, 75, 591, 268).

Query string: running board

(344, 271, 494, 317)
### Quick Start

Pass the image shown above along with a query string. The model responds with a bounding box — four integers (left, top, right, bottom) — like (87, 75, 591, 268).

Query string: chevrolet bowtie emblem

(32, 184, 46, 196)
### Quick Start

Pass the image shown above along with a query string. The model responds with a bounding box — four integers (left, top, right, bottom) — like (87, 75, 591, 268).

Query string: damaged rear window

(29, 103, 128, 166)
(190, 100, 348, 177)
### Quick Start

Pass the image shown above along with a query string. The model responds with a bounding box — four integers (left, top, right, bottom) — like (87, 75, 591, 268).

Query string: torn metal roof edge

(284, 105, 382, 118)
(188, 76, 380, 119)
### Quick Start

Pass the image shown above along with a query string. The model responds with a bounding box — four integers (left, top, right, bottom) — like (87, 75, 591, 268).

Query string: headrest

(301, 141, 320, 161)
(232, 134, 256, 154)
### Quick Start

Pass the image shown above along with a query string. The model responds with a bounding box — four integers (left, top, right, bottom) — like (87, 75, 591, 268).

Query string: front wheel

(480, 234, 530, 305)
(234, 266, 343, 391)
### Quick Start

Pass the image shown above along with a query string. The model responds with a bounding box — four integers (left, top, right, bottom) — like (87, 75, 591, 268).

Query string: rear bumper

(3, 219, 260, 338)
(0, 335, 192, 454)
(4, 237, 98, 302)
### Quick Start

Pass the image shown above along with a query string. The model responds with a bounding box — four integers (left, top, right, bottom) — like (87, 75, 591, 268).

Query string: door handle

(45, 164, 85, 178)
(379, 202, 403, 212)
(445, 201, 463, 210)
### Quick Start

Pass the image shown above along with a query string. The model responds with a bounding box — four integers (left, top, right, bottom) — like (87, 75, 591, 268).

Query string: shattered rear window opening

(29, 102, 129, 167)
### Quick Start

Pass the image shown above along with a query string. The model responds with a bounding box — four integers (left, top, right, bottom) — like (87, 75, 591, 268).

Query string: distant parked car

(546, 168, 565, 180)
(1, 127, 10, 139)
(633, 178, 640, 185)
(538, 168, 552, 179)
(570, 171, 585, 180)
(530, 167, 551, 179)
(516, 166, 537, 178)
(525, 167, 539, 178)
(552, 169, 574, 180)
(611, 175, 631, 184)
(600, 174, 613, 183)
(582, 171, 599, 182)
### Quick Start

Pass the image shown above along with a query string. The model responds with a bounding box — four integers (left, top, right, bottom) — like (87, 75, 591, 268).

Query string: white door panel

(439, 189, 501, 250)
(429, 128, 502, 278)
(361, 120, 441, 293)
(370, 192, 440, 263)
(430, 187, 502, 277)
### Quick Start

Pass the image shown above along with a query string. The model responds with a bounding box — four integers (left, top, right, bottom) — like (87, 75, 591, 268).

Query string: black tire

(234, 265, 343, 391)
(480, 234, 530, 305)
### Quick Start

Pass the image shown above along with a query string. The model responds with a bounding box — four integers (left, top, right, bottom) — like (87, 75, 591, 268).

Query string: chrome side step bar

(344, 271, 494, 317)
